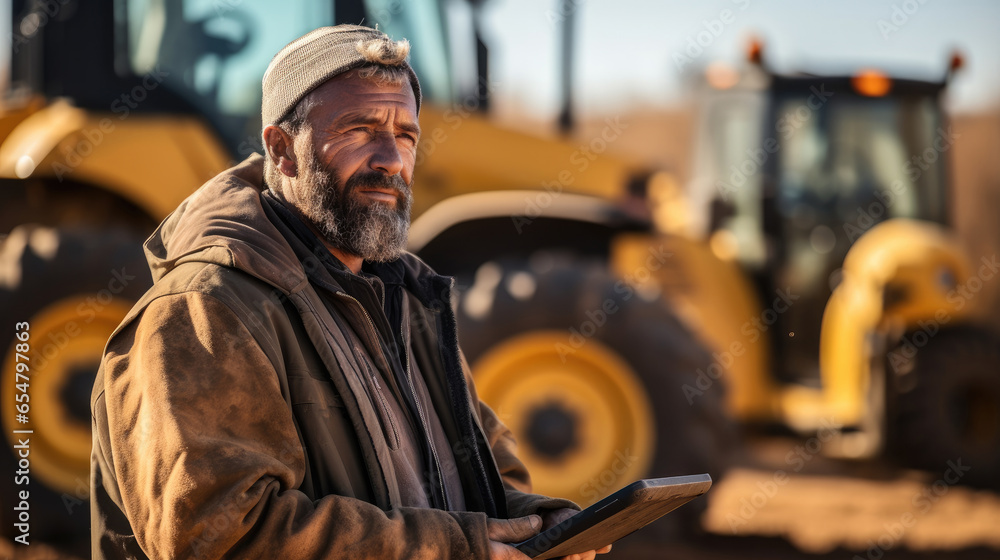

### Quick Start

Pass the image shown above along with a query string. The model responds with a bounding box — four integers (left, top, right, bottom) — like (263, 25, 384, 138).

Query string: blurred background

(1, 0, 999, 558)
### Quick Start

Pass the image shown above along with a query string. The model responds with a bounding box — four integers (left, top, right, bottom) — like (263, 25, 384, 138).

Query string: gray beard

(298, 148, 412, 263)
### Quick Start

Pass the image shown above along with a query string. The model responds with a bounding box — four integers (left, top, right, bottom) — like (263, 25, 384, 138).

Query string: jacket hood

(146, 154, 312, 294)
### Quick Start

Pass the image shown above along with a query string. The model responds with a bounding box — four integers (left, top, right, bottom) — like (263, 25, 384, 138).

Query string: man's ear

(263, 125, 298, 178)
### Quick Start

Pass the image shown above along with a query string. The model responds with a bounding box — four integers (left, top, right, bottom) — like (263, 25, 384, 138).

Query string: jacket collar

(144, 154, 308, 293)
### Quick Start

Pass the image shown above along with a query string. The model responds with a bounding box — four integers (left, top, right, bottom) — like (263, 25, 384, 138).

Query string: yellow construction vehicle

(1, 0, 996, 556)
(680, 43, 999, 480)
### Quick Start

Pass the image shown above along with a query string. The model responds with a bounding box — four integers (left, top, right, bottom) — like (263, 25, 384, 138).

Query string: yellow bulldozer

(683, 43, 1000, 462)
(1, 0, 997, 556)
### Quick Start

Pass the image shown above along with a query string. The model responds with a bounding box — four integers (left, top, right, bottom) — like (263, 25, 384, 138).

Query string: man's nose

(368, 133, 404, 177)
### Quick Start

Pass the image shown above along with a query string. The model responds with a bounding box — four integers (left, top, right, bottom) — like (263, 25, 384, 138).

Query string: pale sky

(0, 0, 995, 121)
(481, 0, 1000, 119)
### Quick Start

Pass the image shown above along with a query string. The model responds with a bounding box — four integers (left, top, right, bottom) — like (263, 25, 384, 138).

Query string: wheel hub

(526, 402, 580, 459)
(472, 331, 655, 505)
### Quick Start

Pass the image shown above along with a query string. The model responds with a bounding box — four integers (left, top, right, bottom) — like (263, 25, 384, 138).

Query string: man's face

(288, 70, 420, 262)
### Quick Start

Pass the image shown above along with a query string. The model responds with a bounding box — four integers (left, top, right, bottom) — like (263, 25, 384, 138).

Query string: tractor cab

(695, 49, 956, 391)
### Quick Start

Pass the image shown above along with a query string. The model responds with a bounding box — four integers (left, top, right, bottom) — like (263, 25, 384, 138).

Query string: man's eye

(343, 126, 375, 137)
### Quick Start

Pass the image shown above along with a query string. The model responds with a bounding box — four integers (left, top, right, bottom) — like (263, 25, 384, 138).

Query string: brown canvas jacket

(89, 154, 577, 559)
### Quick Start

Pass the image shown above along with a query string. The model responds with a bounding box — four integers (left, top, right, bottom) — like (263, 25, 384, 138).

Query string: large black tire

(890, 326, 1000, 487)
(1, 225, 151, 557)
(454, 255, 739, 541)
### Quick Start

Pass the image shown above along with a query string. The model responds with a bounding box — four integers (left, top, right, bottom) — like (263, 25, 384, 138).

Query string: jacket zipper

(362, 359, 401, 449)
(333, 291, 402, 450)
(401, 315, 449, 510)
(333, 290, 449, 509)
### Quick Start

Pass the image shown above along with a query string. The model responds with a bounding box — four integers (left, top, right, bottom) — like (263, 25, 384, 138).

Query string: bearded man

(90, 24, 612, 560)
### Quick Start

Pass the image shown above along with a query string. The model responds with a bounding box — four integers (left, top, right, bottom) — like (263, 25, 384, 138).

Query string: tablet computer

(514, 474, 712, 559)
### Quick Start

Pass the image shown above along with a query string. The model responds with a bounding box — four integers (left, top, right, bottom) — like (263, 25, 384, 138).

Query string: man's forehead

(313, 72, 417, 114)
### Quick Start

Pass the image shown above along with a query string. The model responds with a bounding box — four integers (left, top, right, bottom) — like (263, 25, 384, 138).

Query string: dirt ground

(605, 433, 1000, 560)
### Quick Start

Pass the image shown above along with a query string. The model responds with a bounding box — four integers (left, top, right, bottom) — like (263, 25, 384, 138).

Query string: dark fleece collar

(259, 188, 503, 518)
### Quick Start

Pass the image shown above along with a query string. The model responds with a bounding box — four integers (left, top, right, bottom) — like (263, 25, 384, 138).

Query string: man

(90, 25, 612, 560)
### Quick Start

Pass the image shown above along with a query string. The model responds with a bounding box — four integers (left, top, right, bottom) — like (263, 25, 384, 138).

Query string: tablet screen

(515, 474, 712, 560)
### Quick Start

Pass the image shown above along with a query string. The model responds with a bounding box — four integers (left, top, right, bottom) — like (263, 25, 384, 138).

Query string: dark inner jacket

(261, 188, 462, 512)
(89, 154, 577, 559)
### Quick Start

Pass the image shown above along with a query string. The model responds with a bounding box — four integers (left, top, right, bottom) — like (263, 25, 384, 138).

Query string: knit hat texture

(262, 24, 422, 126)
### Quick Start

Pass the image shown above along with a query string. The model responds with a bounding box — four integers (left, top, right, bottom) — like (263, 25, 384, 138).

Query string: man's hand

(541, 508, 613, 560)
(487, 515, 542, 560)
(485, 510, 614, 560)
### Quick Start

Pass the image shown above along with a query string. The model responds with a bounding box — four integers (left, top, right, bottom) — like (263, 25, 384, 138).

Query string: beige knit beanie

(261, 24, 422, 126)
